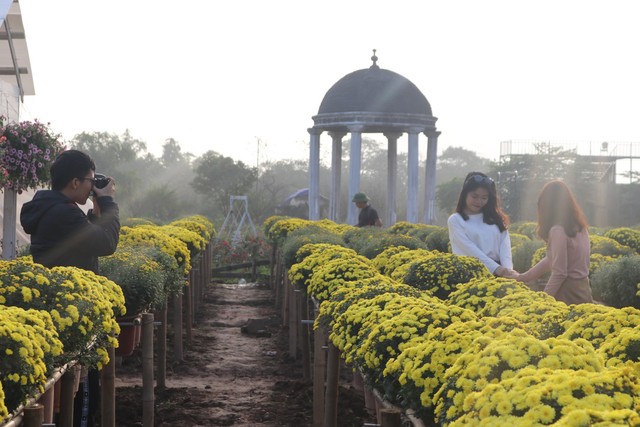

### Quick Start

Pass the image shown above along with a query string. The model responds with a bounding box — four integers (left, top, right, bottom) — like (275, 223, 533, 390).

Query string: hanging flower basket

(0, 118, 65, 192)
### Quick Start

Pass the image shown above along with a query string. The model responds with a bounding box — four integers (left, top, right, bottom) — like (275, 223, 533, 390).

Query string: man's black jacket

(20, 190, 120, 273)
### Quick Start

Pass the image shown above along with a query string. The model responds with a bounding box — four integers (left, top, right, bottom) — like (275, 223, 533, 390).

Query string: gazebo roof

(312, 52, 437, 133)
(0, 1, 35, 100)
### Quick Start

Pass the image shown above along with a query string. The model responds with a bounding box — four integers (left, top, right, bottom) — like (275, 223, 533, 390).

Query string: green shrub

(511, 221, 537, 239)
(280, 226, 343, 268)
(424, 227, 450, 252)
(590, 255, 640, 308)
(509, 232, 531, 250)
(604, 227, 640, 254)
(512, 239, 544, 273)
(591, 235, 635, 258)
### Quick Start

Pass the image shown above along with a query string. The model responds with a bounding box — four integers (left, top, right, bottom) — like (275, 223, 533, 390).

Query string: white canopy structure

(307, 51, 440, 226)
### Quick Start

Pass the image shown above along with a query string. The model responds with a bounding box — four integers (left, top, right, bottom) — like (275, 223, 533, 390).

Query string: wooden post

(186, 274, 193, 344)
(273, 251, 282, 308)
(142, 313, 155, 427)
(313, 327, 327, 427)
(282, 271, 290, 327)
(288, 285, 298, 359)
(23, 404, 44, 427)
(2, 189, 18, 260)
(156, 301, 168, 389)
(323, 342, 340, 427)
(251, 245, 258, 282)
(364, 386, 376, 417)
(269, 244, 277, 289)
(58, 369, 76, 427)
(173, 293, 183, 361)
(300, 295, 311, 381)
(101, 346, 115, 427)
(380, 409, 402, 427)
(38, 384, 54, 423)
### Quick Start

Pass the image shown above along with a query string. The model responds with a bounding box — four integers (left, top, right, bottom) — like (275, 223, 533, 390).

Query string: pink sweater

(519, 226, 590, 297)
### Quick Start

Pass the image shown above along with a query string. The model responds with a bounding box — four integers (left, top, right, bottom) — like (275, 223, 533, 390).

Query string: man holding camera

(20, 149, 119, 427)
(21, 149, 119, 272)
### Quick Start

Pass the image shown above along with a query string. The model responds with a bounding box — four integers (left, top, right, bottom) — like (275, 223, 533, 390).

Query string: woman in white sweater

(447, 172, 514, 277)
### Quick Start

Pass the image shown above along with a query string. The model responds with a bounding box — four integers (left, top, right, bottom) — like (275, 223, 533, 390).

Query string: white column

(407, 129, 420, 223)
(347, 125, 364, 226)
(328, 132, 345, 222)
(384, 132, 401, 228)
(308, 128, 322, 220)
(2, 189, 17, 259)
(423, 131, 441, 224)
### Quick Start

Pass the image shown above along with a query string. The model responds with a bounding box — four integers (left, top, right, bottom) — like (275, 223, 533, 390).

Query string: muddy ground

(113, 281, 371, 426)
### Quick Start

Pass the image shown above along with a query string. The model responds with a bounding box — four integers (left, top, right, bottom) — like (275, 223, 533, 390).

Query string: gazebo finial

(370, 49, 379, 69)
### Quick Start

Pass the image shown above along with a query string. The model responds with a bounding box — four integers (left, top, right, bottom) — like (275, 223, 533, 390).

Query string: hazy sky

(17, 1, 640, 167)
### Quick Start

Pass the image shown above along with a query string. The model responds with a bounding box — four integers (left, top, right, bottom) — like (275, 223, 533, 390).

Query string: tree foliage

(191, 151, 257, 214)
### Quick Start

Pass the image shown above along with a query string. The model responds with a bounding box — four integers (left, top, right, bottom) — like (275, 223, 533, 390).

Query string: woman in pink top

(514, 180, 593, 304)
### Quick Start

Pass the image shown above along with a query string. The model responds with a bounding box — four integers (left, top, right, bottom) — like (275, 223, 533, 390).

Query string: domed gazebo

(307, 51, 440, 225)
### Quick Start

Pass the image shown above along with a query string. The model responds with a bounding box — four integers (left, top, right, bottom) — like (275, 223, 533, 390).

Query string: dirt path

(113, 281, 368, 427)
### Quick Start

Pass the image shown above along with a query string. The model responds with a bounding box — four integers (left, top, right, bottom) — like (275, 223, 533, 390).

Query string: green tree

(437, 146, 490, 185)
(161, 138, 188, 166)
(191, 151, 257, 215)
(70, 130, 160, 215)
(128, 185, 185, 222)
(436, 177, 464, 215)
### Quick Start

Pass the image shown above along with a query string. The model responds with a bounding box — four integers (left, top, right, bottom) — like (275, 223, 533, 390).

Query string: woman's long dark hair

(455, 171, 509, 232)
(536, 180, 588, 241)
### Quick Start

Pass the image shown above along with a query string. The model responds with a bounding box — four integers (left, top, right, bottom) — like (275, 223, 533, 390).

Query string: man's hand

(92, 176, 116, 216)
(93, 176, 116, 198)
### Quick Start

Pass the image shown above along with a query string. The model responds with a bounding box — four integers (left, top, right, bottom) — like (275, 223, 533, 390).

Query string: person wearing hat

(353, 192, 382, 227)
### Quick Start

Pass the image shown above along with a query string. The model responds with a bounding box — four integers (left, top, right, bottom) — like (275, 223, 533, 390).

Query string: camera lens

(94, 173, 110, 189)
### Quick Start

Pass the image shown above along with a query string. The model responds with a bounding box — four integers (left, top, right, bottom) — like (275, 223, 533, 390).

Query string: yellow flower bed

(448, 277, 532, 313)
(354, 299, 476, 384)
(480, 291, 569, 339)
(434, 331, 604, 425)
(0, 306, 63, 419)
(445, 365, 640, 426)
(307, 256, 379, 302)
(561, 305, 640, 349)
(400, 253, 491, 299)
(315, 277, 422, 332)
(169, 215, 216, 242)
(119, 225, 191, 275)
(282, 221, 640, 425)
(287, 243, 357, 289)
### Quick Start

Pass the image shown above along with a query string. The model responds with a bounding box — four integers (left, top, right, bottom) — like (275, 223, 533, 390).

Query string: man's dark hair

(50, 149, 96, 191)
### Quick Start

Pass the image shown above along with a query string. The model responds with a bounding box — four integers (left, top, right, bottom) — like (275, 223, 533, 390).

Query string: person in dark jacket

(353, 192, 382, 227)
(20, 149, 119, 273)
(20, 149, 119, 427)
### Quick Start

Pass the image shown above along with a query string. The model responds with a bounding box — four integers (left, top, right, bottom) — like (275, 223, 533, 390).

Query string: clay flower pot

(116, 315, 142, 357)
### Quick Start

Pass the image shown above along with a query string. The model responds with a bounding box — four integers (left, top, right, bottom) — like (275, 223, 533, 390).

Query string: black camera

(94, 173, 111, 189)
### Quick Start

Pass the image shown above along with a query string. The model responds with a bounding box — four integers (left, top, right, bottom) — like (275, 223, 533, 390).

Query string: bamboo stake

(156, 301, 168, 389)
(274, 251, 282, 309)
(380, 409, 402, 427)
(38, 384, 54, 423)
(300, 294, 311, 381)
(312, 327, 327, 427)
(22, 404, 43, 427)
(323, 342, 340, 427)
(172, 293, 183, 361)
(288, 284, 298, 359)
(58, 369, 76, 427)
(101, 346, 116, 427)
(142, 313, 155, 427)
(269, 243, 277, 290)
(186, 272, 193, 344)
(282, 270, 290, 327)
